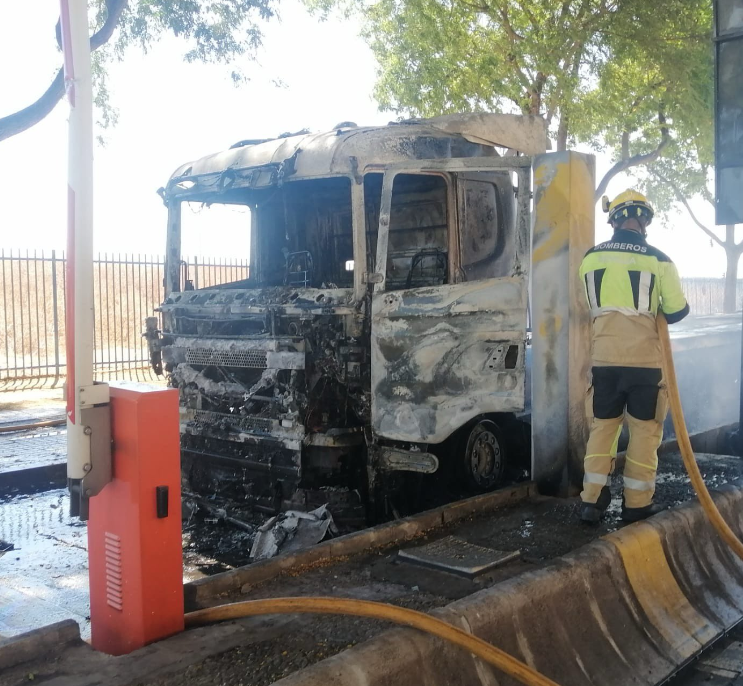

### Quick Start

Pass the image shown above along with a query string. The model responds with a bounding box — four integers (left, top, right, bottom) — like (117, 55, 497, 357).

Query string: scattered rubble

(250, 505, 338, 561)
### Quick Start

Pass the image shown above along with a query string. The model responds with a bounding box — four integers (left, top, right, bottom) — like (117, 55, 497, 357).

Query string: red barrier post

(87, 383, 184, 655)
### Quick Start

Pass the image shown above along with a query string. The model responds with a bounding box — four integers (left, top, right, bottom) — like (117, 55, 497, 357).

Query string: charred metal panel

(371, 277, 527, 443)
(377, 446, 439, 473)
(369, 157, 531, 448)
(181, 434, 302, 506)
(416, 113, 548, 155)
(164, 340, 305, 371)
(164, 114, 542, 195)
(530, 152, 595, 494)
(181, 407, 304, 448)
(158, 271, 369, 504)
(165, 124, 499, 197)
(457, 173, 516, 282)
(161, 287, 355, 319)
(159, 130, 539, 510)
(351, 180, 368, 300)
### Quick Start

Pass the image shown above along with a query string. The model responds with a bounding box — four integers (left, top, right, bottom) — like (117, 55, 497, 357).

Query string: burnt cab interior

(183, 169, 514, 293)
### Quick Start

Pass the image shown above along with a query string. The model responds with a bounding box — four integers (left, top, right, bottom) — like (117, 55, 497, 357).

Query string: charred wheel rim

(464, 420, 504, 489)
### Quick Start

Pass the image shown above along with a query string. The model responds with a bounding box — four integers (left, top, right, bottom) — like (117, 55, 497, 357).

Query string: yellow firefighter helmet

(601, 190, 654, 226)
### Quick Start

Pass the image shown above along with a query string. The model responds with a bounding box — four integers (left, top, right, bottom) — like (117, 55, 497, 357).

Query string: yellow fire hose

(185, 596, 559, 686)
(657, 313, 743, 561)
(182, 314, 743, 686)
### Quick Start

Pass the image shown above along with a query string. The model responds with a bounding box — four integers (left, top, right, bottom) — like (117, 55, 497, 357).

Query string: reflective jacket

(579, 229, 690, 367)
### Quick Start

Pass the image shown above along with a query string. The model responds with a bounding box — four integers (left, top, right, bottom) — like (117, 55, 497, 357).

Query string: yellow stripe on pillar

(531, 151, 595, 493)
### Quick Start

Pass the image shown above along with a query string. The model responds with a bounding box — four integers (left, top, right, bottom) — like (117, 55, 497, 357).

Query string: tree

(623, 80, 741, 314)
(311, 0, 737, 308)
(0, 0, 278, 143)
(643, 162, 742, 313)
(311, 0, 712, 203)
(573, 0, 714, 201)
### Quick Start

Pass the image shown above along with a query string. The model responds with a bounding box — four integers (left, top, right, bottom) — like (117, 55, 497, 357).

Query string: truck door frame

(370, 157, 532, 444)
(374, 157, 532, 295)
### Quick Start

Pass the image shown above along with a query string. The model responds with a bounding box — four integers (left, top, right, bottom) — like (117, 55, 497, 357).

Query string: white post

(60, 0, 109, 502)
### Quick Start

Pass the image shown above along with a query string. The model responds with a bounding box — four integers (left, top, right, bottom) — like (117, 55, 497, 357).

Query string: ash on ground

(143, 451, 743, 686)
(181, 492, 357, 579)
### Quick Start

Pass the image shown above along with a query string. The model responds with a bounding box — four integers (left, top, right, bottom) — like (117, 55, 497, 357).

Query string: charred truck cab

(151, 114, 548, 520)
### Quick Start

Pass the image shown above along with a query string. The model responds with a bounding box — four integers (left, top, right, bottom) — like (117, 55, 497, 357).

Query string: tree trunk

(594, 110, 670, 203)
(0, 71, 65, 143)
(528, 72, 546, 115)
(0, 0, 128, 143)
(556, 113, 568, 151)
(724, 225, 740, 313)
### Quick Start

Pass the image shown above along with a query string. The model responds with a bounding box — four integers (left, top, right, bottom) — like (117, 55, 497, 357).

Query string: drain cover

(398, 536, 519, 579)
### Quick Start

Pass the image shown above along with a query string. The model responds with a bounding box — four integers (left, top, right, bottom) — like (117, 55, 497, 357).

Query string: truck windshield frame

(165, 175, 359, 294)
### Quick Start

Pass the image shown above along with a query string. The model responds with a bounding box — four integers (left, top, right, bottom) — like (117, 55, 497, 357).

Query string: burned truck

(149, 114, 546, 519)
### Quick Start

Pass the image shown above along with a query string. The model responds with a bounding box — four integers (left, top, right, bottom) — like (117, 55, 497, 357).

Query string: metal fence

(0, 250, 248, 389)
(681, 277, 743, 316)
(0, 249, 739, 389)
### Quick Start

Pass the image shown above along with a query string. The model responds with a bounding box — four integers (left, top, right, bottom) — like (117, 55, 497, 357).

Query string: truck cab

(150, 114, 546, 519)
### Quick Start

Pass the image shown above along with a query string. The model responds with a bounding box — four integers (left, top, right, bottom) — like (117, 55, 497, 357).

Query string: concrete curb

(0, 418, 66, 434)
(0, 462, 66, 495)
(657, 422, 737, 457)
(0, 619, 82, 671)
(268, 486, 743, 686)
(184, 481, 536, 609)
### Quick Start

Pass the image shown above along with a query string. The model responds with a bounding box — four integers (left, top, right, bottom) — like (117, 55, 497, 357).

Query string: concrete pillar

(531, 151, 595, 495)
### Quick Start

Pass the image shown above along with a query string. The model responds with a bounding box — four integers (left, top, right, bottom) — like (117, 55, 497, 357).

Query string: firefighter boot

(621, 502, 666, 523)
(580, 485, 611, 524)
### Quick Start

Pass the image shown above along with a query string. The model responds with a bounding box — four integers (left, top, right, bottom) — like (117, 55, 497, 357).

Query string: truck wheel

(459, 419, 506, 493)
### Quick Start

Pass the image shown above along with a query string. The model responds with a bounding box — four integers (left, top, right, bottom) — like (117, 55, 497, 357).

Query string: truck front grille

(192, 410, 272, 433)
(185, 347, 268, 368)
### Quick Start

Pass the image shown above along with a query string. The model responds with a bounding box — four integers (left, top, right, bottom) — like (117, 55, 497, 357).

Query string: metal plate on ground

(397, 535, 520, 579)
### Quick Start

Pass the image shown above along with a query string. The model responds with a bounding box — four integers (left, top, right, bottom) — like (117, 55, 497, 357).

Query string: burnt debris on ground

(180, 471, 528, 576)
(132, 451, 743, 686)
(1, 451, 741, 686)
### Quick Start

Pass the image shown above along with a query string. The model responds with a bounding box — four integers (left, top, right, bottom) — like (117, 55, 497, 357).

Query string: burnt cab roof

(163, 113, 547, 201)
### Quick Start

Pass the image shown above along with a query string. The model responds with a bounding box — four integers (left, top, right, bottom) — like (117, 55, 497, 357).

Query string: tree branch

(56, 18, 63, 50)
(545, 94, 557, 128)
(559, 0, 571, 20)
(0, 0, 128, 143)
(594, 109, 671, 202)
(529, 71, 546, 115)
(621, 130, 629, 160)
(651, 169, 726, 249)
(520, 2, 539, 30)
(491, 0, 525, 41)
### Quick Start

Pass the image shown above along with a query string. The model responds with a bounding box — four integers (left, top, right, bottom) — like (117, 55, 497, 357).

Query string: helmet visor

(609, 202, 653, 225)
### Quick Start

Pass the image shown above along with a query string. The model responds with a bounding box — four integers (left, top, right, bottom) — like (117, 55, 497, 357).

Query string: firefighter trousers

(581, 366, 668, 509)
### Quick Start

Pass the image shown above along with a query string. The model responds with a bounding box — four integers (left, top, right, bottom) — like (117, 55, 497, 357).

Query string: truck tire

(458, 418, 507, 493)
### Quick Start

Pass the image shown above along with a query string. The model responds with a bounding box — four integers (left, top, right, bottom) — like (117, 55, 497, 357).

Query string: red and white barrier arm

(60, 0, 110, 516)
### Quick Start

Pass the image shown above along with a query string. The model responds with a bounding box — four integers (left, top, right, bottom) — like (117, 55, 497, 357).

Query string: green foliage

(580, 0, 714, 208)
(310, 0, 713, 204)
(361, 0, 614, 120)
(88, 0, 279, 131)
(108, 0, 276, 63)
(91, 47, 119, 142)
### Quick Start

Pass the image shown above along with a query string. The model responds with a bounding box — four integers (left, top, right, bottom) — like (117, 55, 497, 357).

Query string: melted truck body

(153, 115, 545, 518)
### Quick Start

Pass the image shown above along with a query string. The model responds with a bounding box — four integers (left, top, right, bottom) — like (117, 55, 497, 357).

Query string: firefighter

(579, 190, 689, 524)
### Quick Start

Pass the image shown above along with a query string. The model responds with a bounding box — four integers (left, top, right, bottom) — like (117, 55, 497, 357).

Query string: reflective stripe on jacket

(579, 229, 689, 323)
(579, 229, 690, 367)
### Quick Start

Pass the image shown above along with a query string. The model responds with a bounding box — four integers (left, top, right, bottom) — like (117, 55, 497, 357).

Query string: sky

(0, 1, 735, 277)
